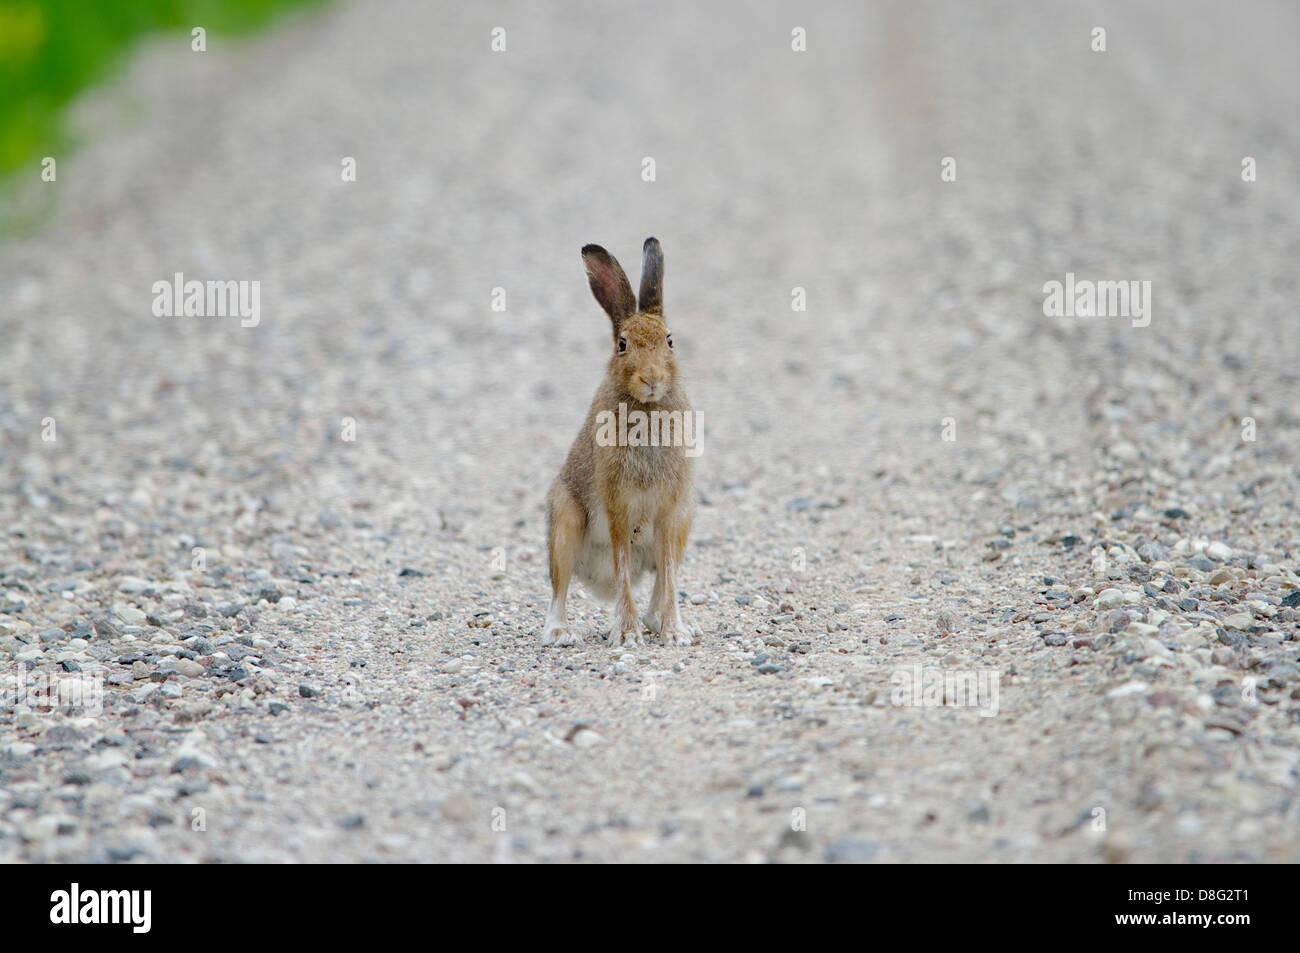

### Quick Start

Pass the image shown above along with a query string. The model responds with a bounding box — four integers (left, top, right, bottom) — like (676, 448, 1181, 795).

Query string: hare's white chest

(574, 496, 656, 601)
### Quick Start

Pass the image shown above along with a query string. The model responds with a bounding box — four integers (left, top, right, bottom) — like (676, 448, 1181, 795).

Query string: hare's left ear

(638, 237, 664, 316)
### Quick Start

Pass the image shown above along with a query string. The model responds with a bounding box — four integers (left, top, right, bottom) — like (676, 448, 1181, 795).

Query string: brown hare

(543, 238, 698, 647)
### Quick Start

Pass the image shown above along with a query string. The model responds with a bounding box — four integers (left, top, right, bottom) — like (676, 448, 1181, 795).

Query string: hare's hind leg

(543, 486, 584, 646)
(644, 507, 694, 646)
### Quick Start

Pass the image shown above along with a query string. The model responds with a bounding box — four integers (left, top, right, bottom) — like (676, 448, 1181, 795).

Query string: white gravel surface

(2, 0, 1299, 862)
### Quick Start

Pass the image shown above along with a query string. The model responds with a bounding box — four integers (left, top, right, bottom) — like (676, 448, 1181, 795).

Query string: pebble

(1137, 541, 1170, 563)
(1096, 589, 1124, 609)
(20, 815, 64, 843)
(1106, 681, 1150, 699)
(174, 659, 204, 677)
(113, 604, 147, 626)
(1206, 542, 1233, 561)
(571, 728, 603, 748)
(825, 838, 879, 862)
(4, 742, 37, 760)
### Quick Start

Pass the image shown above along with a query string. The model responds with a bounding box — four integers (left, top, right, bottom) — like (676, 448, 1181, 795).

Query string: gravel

(1, 0, 1299, 863)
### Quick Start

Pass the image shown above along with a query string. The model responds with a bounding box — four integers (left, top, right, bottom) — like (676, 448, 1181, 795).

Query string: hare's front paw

(660, 620, 695, 647)
(611, 625, 643, 648)
(542, 624, 582, 647)
(640, 608, 663, 634)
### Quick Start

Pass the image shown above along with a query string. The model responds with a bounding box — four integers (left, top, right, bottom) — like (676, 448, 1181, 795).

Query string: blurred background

(0, 0, 327, 179)
(3, 0, 1297, 539)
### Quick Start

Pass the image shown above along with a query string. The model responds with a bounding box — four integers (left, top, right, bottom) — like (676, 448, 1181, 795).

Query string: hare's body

(543, 239, 696, 647)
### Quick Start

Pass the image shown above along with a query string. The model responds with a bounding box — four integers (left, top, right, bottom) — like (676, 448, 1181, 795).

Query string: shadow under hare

(543, 237, 700, 648)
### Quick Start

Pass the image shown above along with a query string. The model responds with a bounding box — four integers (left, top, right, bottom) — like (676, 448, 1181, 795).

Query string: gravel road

(2, 0, 1299, 863)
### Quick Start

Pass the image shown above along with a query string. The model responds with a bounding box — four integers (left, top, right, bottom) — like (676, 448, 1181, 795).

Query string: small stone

(439, 794, 474, 823)
(825, 838, 878, 863)
(1096, 589, 1124, 609)
(1222, 613, 1254, 631)
(1106, 681, 1149, 699)
(113, 604, 147, 626)
(299, 683, 322, 698)
(1137, 541, 1170, 563)
(20, 815, 63, 843)
(1206, 542, 1233, 561)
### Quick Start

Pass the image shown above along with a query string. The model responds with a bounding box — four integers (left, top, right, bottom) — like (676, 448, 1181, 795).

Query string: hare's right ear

(582, 244, 636, 332)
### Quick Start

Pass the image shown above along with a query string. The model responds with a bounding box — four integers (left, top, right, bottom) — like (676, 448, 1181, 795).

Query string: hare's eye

(618, 337, 627, 353)
(667, 333, 674, 349)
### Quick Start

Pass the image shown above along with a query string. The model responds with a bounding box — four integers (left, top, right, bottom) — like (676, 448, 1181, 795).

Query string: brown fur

(543, 238, 695, 647)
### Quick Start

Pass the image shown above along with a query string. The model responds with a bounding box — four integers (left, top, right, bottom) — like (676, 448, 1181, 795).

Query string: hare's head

(582, 238, 676, 405)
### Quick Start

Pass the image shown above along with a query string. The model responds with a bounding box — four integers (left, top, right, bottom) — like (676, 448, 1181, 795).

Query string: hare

(543, 237, 697, 647)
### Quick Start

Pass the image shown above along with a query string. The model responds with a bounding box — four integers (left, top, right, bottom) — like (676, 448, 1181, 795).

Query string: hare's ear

(582, 244, 636, 330)
(638, 236, 664, 316)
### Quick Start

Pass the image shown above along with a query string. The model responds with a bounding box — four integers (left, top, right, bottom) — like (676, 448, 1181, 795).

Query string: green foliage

(0, 0, 329, 178)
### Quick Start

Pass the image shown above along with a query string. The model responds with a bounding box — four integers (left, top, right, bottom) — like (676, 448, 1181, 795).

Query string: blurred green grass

(0, 0, 329, 180)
